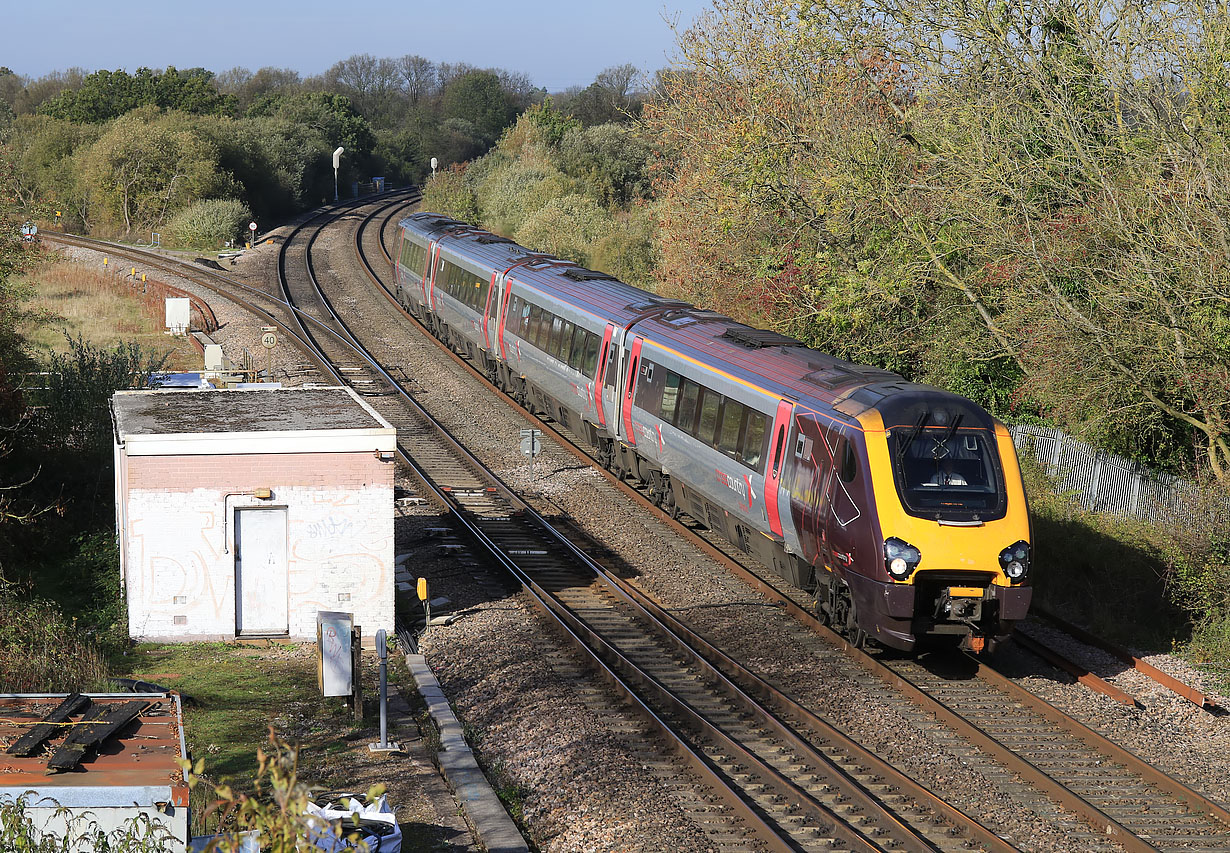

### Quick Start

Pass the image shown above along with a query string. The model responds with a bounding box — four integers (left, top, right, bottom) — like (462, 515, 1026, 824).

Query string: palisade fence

(1007, 424, 1229, 527)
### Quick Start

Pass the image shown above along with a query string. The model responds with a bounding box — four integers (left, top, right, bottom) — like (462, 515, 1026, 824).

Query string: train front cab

(848, 403, 1032, 653)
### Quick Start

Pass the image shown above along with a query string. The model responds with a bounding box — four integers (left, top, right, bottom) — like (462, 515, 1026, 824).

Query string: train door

(788, 413, 830, 566)
(602, 329, 626, 439)
(823, 426, 863, 574)
(481, 270, 499, 353)
(763, 399, 795, 539)
(393, 228, 405, 285)
(592, 323, 614, 429)
(425, 242, 441, 310)
(619, 336, 644, 445)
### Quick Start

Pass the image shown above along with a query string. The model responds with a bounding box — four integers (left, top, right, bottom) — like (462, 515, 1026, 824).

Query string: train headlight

(999, 541, 1030, 583)
(884, 537, 922, 580)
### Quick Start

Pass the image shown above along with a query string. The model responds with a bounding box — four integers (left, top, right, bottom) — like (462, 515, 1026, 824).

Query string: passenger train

(394, 212, 1033, 653)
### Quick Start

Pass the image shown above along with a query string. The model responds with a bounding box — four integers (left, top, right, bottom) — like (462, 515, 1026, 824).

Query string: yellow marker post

(131, 267, 136, 278)
(141, 274, 146, 282)
(417, 577, 431, 627)
(102, 257, 108, 267)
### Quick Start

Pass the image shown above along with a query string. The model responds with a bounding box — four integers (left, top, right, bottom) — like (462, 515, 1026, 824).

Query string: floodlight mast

(333, 147, 345, 201)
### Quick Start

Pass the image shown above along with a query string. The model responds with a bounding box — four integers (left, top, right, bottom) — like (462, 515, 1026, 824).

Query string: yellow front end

(857, 409, 1033, 652)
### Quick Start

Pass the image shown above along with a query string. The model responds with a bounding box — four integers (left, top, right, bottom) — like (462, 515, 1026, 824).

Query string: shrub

(588, 207, 658, 288)
(514, 194, 613, 266)
(421, 166, 479, 224)
(557, 123, 651, 208)
(167, 198, 252, 248)
(475, 159, 574, 236)
(0, 577, 109, 692)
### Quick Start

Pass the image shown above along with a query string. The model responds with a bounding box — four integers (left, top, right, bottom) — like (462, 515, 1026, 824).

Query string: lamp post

(332, 146, 345, 202)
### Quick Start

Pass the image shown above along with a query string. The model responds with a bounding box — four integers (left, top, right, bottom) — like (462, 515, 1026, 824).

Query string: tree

(79, 107, 238, 234)
(646, 0, 1230, 476)
(322, 54, 402, 124)
(397, 55, 438, 104)
(38, 67, 232, 123)
(267, 91, 375, 159)
(441, 71, 520, 147)
(1, 114, 99, 225)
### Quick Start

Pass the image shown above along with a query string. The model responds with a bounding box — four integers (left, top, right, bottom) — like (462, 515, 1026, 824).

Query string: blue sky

(6, 1, 713, 92)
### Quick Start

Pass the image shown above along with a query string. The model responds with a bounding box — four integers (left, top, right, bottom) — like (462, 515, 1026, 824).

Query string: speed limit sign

(261, 327, 277, 349)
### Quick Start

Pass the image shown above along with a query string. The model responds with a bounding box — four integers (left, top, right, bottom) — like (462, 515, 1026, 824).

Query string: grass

(1022, 458, 1191, 652)
(118, 642, 351, 785)
(19, 260, 199, 370)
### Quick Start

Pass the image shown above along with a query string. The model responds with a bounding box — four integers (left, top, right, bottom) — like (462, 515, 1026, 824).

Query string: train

(393, 212, 1033, 653)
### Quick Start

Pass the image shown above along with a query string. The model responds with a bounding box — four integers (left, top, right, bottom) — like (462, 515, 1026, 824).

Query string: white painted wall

(123, 482, 394, 642)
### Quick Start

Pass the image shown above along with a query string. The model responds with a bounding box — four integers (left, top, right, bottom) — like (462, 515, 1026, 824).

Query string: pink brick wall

(127, 452, 392, 492)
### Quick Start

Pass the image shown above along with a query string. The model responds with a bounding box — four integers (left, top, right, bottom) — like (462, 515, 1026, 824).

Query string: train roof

(401, 213, 996, 431)
(401, 213, 690, 326)
(632, 309, 997, 431)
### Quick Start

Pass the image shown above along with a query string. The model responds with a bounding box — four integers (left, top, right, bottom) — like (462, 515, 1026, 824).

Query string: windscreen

(888, 423, 1006, 522)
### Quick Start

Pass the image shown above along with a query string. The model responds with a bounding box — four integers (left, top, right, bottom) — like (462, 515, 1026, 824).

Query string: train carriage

(396, 213, 1033, 653)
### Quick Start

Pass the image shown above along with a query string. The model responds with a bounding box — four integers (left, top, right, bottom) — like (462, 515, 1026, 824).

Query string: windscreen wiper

(898, 411, 928, 459)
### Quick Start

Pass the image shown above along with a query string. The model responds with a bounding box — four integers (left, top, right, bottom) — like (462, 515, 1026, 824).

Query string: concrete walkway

(403, 654, 530, 853)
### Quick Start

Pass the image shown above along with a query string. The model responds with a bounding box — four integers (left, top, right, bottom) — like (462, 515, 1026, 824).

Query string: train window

(660, 371, 682, 423)
(697, 388, 721, 446)
(603, 345, 619, 390)
(582, 331, 601, 376)
(518, 299, 531, 336)
(567, 326, 588, 371)
(534, 310, 551, 350)
(717, 400, 744, 457)
(838, 439, 858, 483)
(888, 427, 1006, 521)
(400, 240, 426, 280)
(677, 379, 701, 435)
(550, 318, 569, 361)
(506, 296, 521, 334)
(531, 304, 546, 347)
(741, 411, 768, 473)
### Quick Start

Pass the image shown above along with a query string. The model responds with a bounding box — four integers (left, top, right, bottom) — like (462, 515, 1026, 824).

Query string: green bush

(514, 194, 613, 265)
(422, 166, 479, 223)
(1018, 457, 1187, 651)
(167, 198, 252, 248)
(588, 207, 658, 288)
(475, 159, 574, 236)
(0, 578, 110, 692)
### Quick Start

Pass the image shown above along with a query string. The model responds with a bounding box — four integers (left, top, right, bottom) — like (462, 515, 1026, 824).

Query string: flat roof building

(111, 387, 396, 643)
(0, 692, 189, 849)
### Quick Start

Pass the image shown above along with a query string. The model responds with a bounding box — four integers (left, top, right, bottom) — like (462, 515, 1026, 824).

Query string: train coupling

(934, 585, 985, 623)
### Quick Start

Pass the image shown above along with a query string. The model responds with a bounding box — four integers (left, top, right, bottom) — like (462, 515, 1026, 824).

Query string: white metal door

(235, 508, 288, 635)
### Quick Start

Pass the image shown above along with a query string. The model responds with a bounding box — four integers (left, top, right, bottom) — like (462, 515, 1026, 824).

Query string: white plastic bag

(304, 795, 401, 853)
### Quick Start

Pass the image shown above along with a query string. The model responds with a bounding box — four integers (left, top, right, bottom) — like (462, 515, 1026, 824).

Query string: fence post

(1128, 469, 1142, 516)
(1049, 429, 1063, 476)
(1089, 453, 1104, 512)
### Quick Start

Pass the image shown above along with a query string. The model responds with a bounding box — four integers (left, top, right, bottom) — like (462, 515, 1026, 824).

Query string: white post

(332, 146, 345, 202)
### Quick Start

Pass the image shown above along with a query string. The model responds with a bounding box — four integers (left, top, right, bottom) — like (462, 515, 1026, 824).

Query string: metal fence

(1007, 424, 1223, 525)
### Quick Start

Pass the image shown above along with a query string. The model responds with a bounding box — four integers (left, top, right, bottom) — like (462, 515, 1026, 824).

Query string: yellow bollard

(131, 267, 137, 278)
(102, 257, 108, 267)
(141, 273, 146, 282)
